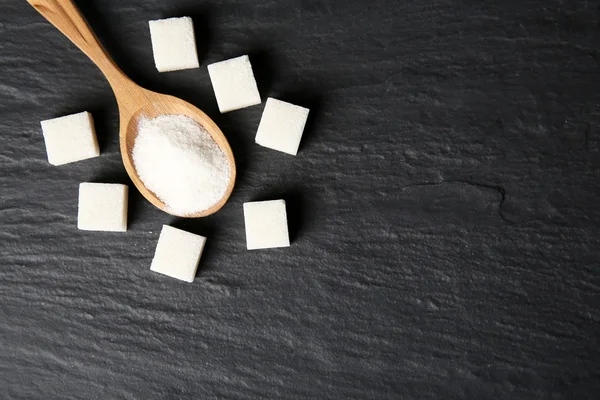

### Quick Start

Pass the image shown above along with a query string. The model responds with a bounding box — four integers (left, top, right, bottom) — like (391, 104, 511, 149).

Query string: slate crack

(401, 179, 516, 225)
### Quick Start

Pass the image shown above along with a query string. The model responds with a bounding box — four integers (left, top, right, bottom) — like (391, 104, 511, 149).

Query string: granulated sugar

(132, 114, 230, 216)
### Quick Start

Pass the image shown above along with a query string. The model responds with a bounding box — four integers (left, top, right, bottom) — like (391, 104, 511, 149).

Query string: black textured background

(1, 0, 600, 398)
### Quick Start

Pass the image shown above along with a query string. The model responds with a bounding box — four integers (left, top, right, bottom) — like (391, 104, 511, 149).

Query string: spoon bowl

(121, 91, 236, 218)
(27, 0, 236, 218)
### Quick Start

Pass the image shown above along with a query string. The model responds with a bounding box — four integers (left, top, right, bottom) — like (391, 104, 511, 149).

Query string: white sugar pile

(132, 114, 230, 216)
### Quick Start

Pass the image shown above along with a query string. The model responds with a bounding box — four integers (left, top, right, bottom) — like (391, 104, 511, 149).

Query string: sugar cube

(255, 98, 309, 156)
(207, 55, 261, 113)
(243, 200, 290, 250)
(77, 183, 128, 232)
(150, 225, 207, 282)
(149, 17, 199, 72)
(40, 111, 99, 166)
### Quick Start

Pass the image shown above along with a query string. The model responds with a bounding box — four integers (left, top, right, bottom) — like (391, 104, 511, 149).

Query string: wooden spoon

(27, 0, 236, 218)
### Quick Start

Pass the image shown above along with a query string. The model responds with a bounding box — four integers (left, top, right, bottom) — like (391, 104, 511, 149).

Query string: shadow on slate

(210, 112, 254, 189)
(252, 189, 304, 243)
(84, 106, 113, 154)
(248, 49, 276, 101)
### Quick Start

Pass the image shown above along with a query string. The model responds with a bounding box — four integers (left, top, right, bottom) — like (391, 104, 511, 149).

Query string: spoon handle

(26, 0, 131, 90)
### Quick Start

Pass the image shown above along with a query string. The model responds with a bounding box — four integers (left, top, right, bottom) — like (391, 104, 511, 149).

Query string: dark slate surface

(1, 0, 600, 398)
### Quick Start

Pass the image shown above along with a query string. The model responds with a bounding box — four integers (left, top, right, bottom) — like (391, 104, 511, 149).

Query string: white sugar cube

(150, 225, 206, 282)
(40, 111, 99, 166)
(255, 98, 309, 156)
(149, 17, 199, 72)
(77, 183, 128, 232)
(207, 55, 261, 113)
(243, 200, 290, 250)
